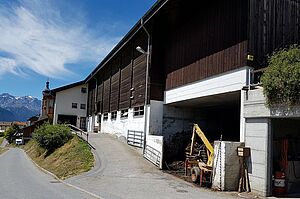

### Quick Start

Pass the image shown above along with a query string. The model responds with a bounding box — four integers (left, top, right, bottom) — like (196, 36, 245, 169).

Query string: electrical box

(237, 147, 250, 157)
(247, 54, 254, 61)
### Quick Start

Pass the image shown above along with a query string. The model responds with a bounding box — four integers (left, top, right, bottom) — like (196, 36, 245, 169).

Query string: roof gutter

(85, 0, 170, 83)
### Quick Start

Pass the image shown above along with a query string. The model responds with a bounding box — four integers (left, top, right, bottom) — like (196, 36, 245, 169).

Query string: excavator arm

(190, 124, 214, 168)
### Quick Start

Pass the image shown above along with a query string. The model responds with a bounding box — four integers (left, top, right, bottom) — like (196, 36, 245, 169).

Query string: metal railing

(68, 124, 95, 149)
(251, 67, 267, 86)
(127, 130, 144, 148)
(144, 145, 161, 167)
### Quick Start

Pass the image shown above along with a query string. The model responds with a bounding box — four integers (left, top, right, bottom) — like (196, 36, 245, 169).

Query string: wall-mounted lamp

(136, 46, 148, 55)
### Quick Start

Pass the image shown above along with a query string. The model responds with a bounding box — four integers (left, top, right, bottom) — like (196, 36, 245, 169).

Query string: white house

(51, 81, 88, 130)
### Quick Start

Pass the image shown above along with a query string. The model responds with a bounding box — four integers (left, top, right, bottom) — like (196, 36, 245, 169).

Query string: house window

(111, 111, 117, 120)
(80, 104, 86, 109)
(81, 87, 87, 93)
(72, 103, 78, 109)
(103, 113, 108, 121)
(134, 106, 144, 117)
(121, 109, 128, 119)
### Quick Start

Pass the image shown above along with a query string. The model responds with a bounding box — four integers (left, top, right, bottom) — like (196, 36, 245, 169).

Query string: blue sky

(0, 0, 156, 99)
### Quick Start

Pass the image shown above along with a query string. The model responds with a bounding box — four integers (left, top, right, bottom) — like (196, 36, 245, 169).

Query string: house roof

(0, 122, 12, 126)
(0, 122, 26, 126)
(13, 122, 27, 126)
(51, 80, 85, 94)
(85, 0, 169, 82)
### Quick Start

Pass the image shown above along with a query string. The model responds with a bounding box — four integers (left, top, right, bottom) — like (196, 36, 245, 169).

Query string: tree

(261, 45, 300, 106)
(4, 124, 20, 144)
(33, 123, 73, 151)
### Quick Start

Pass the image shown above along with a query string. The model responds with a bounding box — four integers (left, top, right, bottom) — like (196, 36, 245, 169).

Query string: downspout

(141, 18, 151, 153)
(93, 77, 98, 132)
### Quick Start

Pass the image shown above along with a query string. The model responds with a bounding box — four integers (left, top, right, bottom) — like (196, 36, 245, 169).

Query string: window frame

(111, 111, 117, 120)
(81, 87, 87, 93)
(121, 109, 128, 119)
(72, 103, 78, 109)
(133, 106, 144, 117)
(103, 113, 108, 121)
(80, 104, 86, 110)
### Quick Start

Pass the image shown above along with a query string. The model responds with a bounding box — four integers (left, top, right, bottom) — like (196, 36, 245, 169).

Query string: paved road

(0, 148, 95, 199)
(66, 133, 240, 199)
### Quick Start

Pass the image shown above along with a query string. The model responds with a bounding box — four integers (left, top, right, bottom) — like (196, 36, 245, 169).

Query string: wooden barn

(85, 0, 300, 196)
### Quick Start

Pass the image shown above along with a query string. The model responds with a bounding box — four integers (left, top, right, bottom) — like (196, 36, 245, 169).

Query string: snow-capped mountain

(0, 93, 41, 121)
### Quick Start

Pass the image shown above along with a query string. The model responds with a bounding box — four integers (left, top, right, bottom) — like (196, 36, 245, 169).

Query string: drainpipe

(92, 77, 98, 133)
(140, 18, 151, 154)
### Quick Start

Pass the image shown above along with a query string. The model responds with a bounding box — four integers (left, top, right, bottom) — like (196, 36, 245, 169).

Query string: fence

(127, 130, 144, 148)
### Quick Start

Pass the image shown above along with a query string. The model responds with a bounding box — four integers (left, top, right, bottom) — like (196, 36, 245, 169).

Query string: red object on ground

(273, 171, 287, 196)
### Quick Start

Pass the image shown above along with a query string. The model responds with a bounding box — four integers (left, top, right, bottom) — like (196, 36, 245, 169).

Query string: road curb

(22, 148, 104, 199)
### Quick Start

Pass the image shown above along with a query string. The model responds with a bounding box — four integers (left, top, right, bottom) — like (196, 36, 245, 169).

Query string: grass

(0, 137, 4, 146)
(23, 136, 94, 180)
(0, 136, 8, 155)
(0, 147, 8, 155)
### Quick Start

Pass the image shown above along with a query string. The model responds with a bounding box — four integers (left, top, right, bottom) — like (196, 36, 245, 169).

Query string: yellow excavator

(186, 124, 214, 186)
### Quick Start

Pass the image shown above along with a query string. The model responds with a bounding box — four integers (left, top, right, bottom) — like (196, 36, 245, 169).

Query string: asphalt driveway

(66, 133, 239, 199)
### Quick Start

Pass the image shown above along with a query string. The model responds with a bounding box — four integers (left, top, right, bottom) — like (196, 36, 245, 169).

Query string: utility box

(237, 147, 250, 157)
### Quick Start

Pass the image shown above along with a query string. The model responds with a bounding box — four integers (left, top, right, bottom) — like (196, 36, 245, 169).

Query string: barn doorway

(163, 91, 241, 163)
(272, 118, 300, 196)
(57, 114, 77, 126)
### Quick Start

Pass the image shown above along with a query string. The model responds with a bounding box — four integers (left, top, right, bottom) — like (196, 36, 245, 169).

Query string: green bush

(4, 124, 20, 143)
(33, 123, 73, 151)
(261, 45, 300, 106)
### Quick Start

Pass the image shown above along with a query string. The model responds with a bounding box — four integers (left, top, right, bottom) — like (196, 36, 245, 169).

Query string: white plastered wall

(100, 106, 148, 139)
(53, 84, 87, 128)
(165, 66, 251, 104)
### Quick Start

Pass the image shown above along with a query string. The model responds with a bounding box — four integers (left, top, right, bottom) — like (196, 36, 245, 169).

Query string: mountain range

(0, 93, 41, 122)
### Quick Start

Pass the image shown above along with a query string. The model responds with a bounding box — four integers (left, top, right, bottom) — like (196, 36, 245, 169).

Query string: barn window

(121, 109, 128, 119)
(111, 111, 117, 120)
(133, 106, 144, 117)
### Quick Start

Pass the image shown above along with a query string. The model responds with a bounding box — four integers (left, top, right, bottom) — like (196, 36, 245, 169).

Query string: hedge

(261, 45, 300, 106)
(33, 123, 73, 151)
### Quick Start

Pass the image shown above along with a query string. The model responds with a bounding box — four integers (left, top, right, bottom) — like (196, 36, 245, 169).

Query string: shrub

(261, 45, 300, 106)
(33, 123, 73, 151)
(4, 124, 20, 143)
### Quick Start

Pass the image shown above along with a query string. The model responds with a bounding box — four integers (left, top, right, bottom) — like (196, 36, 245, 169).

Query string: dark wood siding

(151, 0, 248, 90)
(110, 70, 120, 111)
(96, 82, 103, 113)
(248, 0, 300, 68)
(102, 79, 110, 113)
(164, 41, 248, 90)
(87, 86, 96, 115)
(87, 89, 92, 115)
(119, 63, 132, 109)
(131, 54, 146, 107)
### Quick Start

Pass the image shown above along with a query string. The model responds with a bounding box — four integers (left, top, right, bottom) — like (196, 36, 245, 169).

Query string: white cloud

(0, 57, 17, 75)
(0, 0, 118, 78)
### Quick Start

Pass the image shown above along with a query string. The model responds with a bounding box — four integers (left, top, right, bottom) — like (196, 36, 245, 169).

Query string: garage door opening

(272, 118, 300, 196)
(57, 115, 77, 126)
(162, 91, 241, 164)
